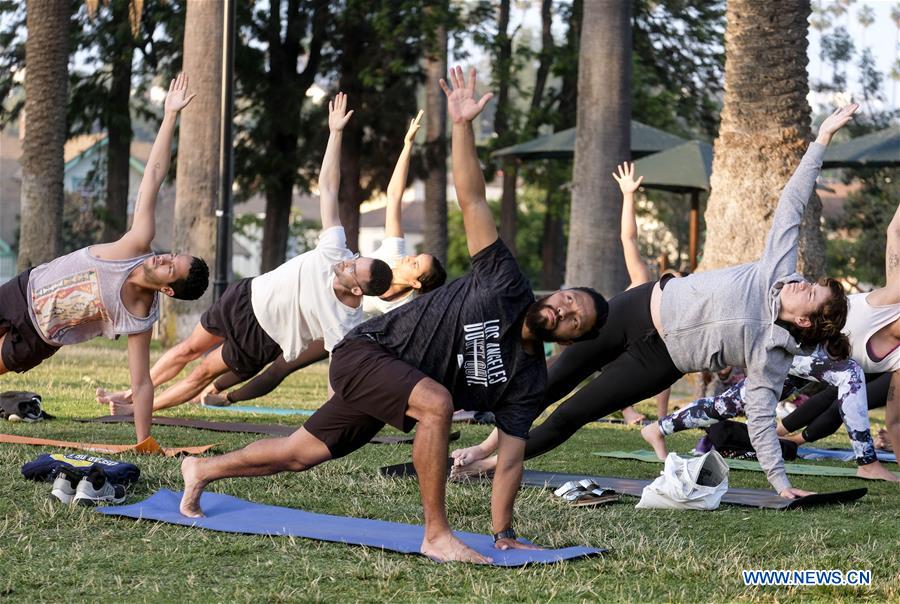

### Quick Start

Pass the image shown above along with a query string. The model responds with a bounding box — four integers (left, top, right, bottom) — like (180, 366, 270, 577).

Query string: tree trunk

(18, 0, 70, 271)
(163, 0, 222, 344)
(699, 0, 823, 278)
(338, 127, 363, 252)
(103, 0, 134, 242)
(423, 4, 448, 264)
(493, 0, 516, 253)
(565, 0, 631, 296)
(541, 179, 566, 289)
(261, 185, 292, 271)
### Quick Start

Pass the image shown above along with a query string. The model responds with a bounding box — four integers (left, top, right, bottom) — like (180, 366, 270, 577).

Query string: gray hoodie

(659, 142, 826, 493)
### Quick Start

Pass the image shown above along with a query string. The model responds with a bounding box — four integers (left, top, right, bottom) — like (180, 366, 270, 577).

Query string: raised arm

(440, 66, 497, 257)
(867, 203, 900, 306)
(319, 92, 354, 230)
(759, 104, 857, 279)
(384, 110, 423, 238)
(117, 74, 195, 255)
(613, 162, 650, 287)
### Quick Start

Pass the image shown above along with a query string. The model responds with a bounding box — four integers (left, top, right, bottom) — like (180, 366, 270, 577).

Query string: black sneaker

(73, 466, 126, 506)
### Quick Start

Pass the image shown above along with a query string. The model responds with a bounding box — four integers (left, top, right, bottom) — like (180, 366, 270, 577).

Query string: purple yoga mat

(98, 489, 604, 567)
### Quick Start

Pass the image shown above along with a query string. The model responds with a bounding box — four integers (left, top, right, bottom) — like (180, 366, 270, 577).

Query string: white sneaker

(73, 467, 126, 506)
(49, 468, 82, 504)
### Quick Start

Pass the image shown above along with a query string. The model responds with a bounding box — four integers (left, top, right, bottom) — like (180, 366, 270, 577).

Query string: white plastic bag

(636, 451, 729, 510)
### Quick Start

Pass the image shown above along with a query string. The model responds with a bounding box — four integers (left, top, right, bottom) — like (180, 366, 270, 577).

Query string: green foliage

(446, 192, 548, 285)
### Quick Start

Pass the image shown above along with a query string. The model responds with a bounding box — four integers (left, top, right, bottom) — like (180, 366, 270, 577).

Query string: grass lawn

(0, 341, 897, 603)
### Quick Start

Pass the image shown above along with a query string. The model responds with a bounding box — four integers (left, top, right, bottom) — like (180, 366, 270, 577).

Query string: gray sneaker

(49, 468, 82, 504)
(73, 467, 126, 506)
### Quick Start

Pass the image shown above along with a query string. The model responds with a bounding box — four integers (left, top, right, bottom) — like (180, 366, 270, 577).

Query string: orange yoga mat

(0, 434, 215, 457)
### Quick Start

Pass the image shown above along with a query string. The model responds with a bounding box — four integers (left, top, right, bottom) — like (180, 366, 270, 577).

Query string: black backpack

(706, 420, 798, 461)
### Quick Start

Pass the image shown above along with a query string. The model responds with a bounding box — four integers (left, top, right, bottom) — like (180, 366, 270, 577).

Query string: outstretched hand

(439, 66, 494, 124)
(164, 73, 196, 113)
(612, 162, 644, 194)
(404, 110, 424, 145)
(816, 103, 858, 144)
(328, 92, 354, 131)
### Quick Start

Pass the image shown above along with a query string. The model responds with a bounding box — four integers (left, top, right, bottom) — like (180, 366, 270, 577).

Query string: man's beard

(524, 296, 560, 343)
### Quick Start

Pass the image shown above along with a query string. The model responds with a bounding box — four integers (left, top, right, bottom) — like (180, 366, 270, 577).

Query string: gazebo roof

(493, 121, 688, 161)
(635, 140, 713, 193)
(822, 126, 900, 169)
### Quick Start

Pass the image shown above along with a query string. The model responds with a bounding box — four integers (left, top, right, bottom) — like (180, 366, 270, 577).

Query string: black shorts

(200, 278, 282, 380)
(0, 270, 61, 373)
(303, 337, 428, 458)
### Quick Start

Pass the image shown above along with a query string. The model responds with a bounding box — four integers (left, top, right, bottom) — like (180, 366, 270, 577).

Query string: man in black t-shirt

(178, 67, 608, 564)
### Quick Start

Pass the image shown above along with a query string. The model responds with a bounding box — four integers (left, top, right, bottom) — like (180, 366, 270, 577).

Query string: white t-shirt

(250, 226, 360, 360)
(362, 237, 415, 317)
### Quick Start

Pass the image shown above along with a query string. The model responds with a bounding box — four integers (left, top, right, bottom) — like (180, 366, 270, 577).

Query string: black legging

(525, 281, 682, 459)
(782, 372, 889, 442)
(212, 340, 328, 404)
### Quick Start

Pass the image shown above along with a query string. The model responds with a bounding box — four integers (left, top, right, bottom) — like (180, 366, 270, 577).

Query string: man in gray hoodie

(451, 104, 857, 498)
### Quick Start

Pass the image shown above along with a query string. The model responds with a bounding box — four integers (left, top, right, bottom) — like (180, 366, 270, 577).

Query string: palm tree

(164, 0, 222, 342)
(565, 0, 631, 296)
(699, 0, 824, 278)
(18, 0, 71, 270)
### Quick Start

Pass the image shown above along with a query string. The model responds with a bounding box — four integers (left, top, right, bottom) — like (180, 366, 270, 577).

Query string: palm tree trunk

(18, 0, 70, 270)
(565, 0, 631, 296)
(700, 0, 824, 278)
(423, 3, 448, 265)
(163, 0, 222, 343)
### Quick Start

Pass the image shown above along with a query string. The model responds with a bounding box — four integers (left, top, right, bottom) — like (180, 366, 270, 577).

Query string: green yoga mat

(591, 450, 900, 479)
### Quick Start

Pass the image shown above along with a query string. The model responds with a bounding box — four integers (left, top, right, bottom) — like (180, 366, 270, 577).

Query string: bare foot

(776, 422, 790, 437)
(195, 382, 220, 405)
(180, 456, 208, 517)
(96, 387, 133, 406)
(622, 406, 646, 425)
(856, 460, 900, 482)
(450, 455, 497, 479)
(782, 432, 806, 445)
(109, 400, 135, 416)
(641, 423, 669, 460)
(421, 532, 491, 564)
(451, 444, 488, 468)
(201, 391, 230, 407)
(874, 429, 893, 452)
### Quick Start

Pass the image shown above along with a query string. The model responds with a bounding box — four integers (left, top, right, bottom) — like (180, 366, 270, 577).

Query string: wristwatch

(492, 528, 517, 542)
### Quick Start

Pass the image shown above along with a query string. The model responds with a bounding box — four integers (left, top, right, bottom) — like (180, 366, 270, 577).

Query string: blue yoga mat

(798, 447, 896, 463)
(98, 489, 603, 566)
(201, 404, 315, 416)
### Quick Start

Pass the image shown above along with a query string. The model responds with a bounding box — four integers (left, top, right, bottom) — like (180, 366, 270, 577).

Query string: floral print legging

(657, 348, 876, 465)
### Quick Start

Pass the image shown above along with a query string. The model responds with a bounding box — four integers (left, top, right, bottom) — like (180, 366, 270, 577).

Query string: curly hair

(170, 256, 210, 301)
(789, 278, 850, 359)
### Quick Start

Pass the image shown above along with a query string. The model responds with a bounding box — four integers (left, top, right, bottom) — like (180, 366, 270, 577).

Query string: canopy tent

(492, 121, 688, 160)
(633, 140, 713, 271)
(822, 126, 900, 169)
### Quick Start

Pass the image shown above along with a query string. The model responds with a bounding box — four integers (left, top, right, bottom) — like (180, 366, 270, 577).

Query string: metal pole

(213, 0, 236, 301)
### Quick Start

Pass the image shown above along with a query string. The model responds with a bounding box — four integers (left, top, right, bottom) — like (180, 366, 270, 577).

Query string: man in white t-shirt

(97, 93, 391, 415)
(198, 111, 447, 407)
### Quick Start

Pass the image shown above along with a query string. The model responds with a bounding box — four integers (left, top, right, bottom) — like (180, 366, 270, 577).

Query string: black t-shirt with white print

(342, 238, 547, 439)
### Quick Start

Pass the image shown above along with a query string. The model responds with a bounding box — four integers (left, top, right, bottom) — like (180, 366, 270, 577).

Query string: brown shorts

(303, 337, 428, 458)
(0, 270, 61, 373)
(200, 278, 282, 380)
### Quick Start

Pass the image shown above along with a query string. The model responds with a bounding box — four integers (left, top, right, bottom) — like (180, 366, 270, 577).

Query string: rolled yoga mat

(379, 462, 868, 510)
(98, 489, 604, 567)
(797, 446, 896, 464)
(590, 450, 900, 479)
(78, 416, 460, 445)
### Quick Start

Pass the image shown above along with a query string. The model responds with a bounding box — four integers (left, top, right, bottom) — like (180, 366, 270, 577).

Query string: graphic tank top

(26, 248, 159, 346)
